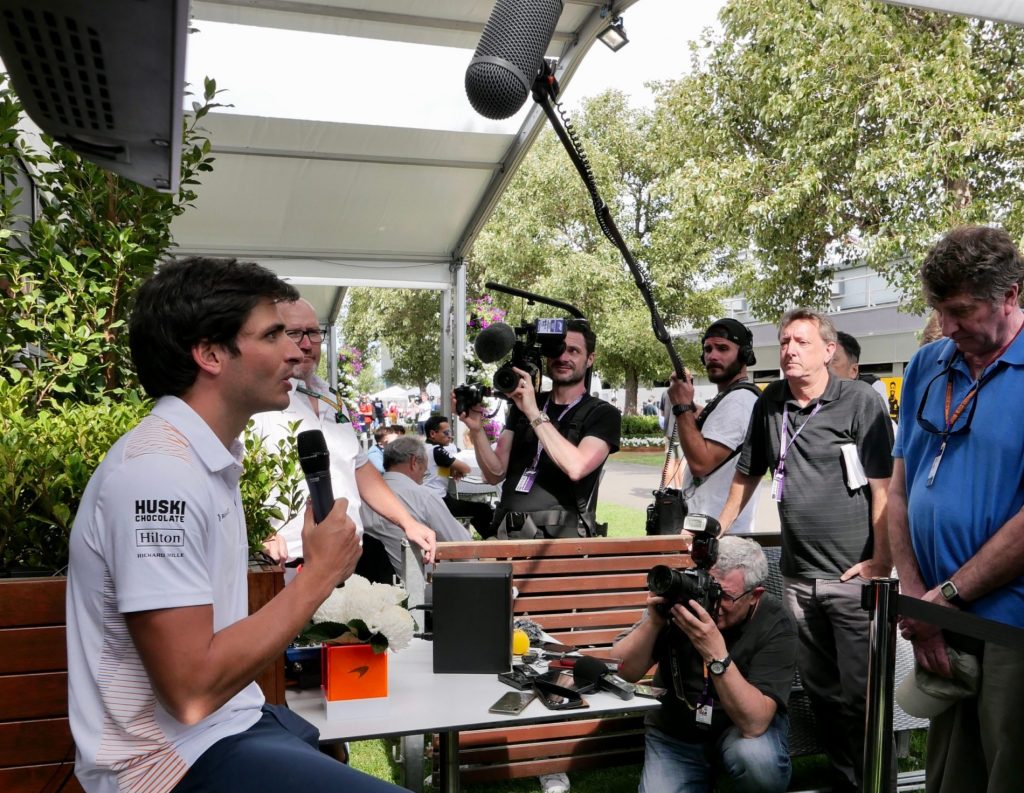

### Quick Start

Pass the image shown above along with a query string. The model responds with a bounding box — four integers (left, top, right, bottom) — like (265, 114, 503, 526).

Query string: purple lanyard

(778, 401, 822, 471)
(528, 395, 584, 469)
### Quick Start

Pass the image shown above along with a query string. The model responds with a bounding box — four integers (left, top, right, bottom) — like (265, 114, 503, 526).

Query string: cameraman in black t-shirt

(612, 537, 797, 793)
(458, 318, 620, 539)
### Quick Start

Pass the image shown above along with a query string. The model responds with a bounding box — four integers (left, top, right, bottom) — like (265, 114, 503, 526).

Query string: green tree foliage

(0, 75, 298, 568)
(0, 381, 149, 570)
(342, 287, 442, 390)
(0, 76, 224, 406)
(472, 91, 721, 412)
(654, 0, 1024, 318)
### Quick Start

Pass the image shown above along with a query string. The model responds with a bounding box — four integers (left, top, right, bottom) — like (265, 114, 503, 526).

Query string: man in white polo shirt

(66, 257, 409, 792)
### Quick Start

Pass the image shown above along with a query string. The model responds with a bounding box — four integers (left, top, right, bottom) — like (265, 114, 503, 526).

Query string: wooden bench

(0, 565, 286, 792)
(427, 535, 690, 786)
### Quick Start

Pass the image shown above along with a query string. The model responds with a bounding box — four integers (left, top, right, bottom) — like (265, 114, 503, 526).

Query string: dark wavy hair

(129, 257, 298, 398)
(921, 225, 1024, 305)
(566, 318, 596, 356)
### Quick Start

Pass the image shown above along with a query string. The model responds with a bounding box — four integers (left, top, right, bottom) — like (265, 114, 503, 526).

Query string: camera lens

(647, 565, 677, 597)
(493, 365, 521, 394)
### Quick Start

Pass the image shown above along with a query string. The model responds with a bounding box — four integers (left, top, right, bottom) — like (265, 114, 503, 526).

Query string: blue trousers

(638, 716, 791, 793)
(173, 705, 400, 792)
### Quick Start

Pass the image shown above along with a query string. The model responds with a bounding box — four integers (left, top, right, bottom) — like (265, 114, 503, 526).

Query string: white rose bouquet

(302, 575, 415, 654)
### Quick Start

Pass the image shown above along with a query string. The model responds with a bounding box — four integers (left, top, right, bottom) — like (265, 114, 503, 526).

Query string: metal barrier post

(863, 578, 899, 793)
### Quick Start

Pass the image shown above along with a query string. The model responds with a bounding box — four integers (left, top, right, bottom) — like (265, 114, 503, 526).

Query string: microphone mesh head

(572, 655, 607, 688)
(474, 322, 517, 363)
(465, 0, 564, 119)
(296, 429, 329, 475)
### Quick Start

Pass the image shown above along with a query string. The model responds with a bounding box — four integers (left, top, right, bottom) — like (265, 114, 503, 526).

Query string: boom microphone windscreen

(572, 655, 608, 690)
(465, 0, 564, 120)
(474, 322, 517, 363)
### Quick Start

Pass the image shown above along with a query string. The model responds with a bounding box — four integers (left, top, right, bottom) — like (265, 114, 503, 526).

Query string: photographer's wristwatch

(530, 413, 551, 429)
(939, 579, 967, 608)
(708, 655, 732, 676)
(672, 402, 696, 417)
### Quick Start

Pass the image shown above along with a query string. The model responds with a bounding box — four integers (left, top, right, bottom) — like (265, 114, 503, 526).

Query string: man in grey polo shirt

(360, 436, 471, 580)
(718, 308, 894, 793)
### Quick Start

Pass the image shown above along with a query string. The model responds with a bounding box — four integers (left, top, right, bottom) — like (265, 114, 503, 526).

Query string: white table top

(285, 639, 658, 742)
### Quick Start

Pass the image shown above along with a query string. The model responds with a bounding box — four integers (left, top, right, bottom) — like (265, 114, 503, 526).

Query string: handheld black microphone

(572, 655, 636, 701)
(296, 429, 334, 523)
(465, 0, 564, 120)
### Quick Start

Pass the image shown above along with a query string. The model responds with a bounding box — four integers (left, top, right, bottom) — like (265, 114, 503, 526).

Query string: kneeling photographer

(457, 317, 620, 539)
(612, 525, 797, 793)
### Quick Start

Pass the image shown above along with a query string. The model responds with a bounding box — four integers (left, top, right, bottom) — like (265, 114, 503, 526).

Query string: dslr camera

(646, 514, 723, 619)
(455, 317, 569, 413)
(453, 383, 493, 416)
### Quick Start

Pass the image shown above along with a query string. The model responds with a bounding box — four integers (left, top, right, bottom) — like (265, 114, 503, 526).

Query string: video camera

(454, 317, 566, 413)
(646, 514, 723, 619)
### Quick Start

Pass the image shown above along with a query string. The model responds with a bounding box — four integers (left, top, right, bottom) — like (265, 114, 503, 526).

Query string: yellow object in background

(512, 629, 530, 656)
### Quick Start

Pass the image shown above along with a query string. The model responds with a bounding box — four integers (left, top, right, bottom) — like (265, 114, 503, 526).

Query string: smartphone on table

(489, 690, 537, 715)
(634, 683, 667, 699)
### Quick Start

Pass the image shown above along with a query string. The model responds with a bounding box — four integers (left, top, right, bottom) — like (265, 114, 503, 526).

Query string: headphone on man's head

(700, 319, 757, 368)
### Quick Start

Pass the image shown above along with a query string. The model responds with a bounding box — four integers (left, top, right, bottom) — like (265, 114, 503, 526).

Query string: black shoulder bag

(645, 381, 761, 536)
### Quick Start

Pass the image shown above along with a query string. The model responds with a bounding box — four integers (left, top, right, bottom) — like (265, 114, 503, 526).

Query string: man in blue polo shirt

(890, 225, 1024, 793)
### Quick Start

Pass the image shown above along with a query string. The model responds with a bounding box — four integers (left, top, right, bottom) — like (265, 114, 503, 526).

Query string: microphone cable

(530, 63, 685, 379)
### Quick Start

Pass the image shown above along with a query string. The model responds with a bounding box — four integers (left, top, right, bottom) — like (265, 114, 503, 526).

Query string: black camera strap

(668, 635, 711, 711)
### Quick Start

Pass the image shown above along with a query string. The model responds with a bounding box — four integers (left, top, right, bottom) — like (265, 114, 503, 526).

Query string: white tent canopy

(169, 0, 1020, 396)
(171, 0, 641, 396)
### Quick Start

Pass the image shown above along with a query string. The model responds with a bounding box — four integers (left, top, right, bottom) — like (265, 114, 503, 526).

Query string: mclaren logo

(348, 665, 370, 679)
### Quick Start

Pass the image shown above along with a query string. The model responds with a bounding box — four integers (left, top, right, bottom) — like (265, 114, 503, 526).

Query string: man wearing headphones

(666, 318, 761, 533)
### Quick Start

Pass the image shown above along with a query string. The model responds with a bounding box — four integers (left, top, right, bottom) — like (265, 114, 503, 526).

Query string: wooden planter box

(0, 565, 285, 792)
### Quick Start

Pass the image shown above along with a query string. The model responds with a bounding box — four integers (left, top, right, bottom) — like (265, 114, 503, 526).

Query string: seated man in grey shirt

(360, 436, 472, 580)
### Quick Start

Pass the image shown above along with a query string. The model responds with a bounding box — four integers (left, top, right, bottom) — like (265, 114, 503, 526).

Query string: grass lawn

(615, 451, 668, 467)
(597, 502, 648, 538)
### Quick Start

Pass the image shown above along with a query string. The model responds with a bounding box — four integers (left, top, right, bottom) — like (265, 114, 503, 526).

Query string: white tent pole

(329, 323, 339, 393)
(440, 259, 467, 443)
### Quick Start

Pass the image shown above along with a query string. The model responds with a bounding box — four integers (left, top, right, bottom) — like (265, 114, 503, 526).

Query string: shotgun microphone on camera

(296, 429, 333, 523)
(465, 0, 563, 119)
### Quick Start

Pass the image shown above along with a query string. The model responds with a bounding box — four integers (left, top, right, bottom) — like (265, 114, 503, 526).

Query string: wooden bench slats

(515, 591, 648, 613)
(506, 555, 687, 576)
(435, 536, 688, 560)
(514, 573, 650, 594)
(0, 763, 83, 793)
(0, 567, 288, 784)
(0, 626, 67, 675)
(428, 537, 691, 784)
(456, 715, 644, 746)
(0, 672, 68, 720)
(0, 718, 75, 768)
(544, 627, 629, 647)
(0, 579, 67, 628)
(518, 610, 640, 632)
(459, 730, 648, 764)
(456, 748, 645, 784)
